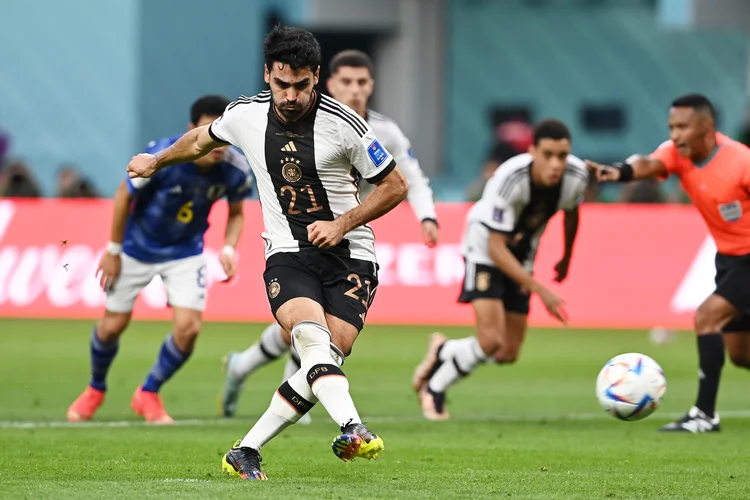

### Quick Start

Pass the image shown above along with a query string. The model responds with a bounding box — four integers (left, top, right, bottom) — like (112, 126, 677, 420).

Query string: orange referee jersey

(650, 132, 750, 256)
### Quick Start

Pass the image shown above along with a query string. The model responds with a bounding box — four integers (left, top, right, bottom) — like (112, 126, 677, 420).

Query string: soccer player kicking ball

(413, 120, 588, 420)
(67, 95, 252, 424)
(587, 94, 750, 433)
(126, 26, 407, 479)
(220, 49, 440, 423)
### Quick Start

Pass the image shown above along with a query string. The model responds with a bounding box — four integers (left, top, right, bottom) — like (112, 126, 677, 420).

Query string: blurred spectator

(56, 165, 100, 198)
(737, 107, 750, 148)
(0, 126, 9, 167)
(0, 160, 42, 197)
(466, 119, 533, 201)
(619, 179, 665, 203)
(466, 142, 517, 201)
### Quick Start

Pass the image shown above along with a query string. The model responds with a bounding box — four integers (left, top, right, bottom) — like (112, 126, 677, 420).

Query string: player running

(413, 119, 588, 420)
(66, 95, 252, 424)
(586, 94, 750, 433)
(126, 26, 407, 479)
(219, 49, 439, 423)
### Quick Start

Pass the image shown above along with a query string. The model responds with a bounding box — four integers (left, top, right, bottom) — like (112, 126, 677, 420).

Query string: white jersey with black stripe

(462, 152, 588, 272)
(360, 110, 437, 222)
(208, 91, 396, 263)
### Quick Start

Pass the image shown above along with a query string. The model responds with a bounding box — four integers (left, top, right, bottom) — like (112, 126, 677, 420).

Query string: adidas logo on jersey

(281, 141, 297, 152)
(169, 185, 182, 194)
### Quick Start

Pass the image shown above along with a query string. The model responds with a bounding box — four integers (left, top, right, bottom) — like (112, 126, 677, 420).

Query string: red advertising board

(0, 199, 714, 329)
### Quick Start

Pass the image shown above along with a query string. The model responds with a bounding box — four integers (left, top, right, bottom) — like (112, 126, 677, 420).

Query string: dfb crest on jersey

(281, 157, 302, 183)
(207, 184, 227, 200)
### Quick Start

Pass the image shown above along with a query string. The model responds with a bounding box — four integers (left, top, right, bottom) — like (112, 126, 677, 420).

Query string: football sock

(282, 345, 302, 383)
(89, 327, 119, 391)
(142, 333, 192, 393)
(428, 336, 487, 393)
(694, 333, 725, 418)
(232, 323, 290, 379)
(293, 321, 361, 428)
(240, 368, 317, 450)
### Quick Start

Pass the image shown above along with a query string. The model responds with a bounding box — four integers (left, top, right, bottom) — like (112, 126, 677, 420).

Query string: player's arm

(219, 201, 244, 281)
(308, 121, 408, 249)
(127, 102, 239, 179)
(224, 201, 244, 250)
(98, 180, 131, 290)
(553, 206, 579, 283)
(388, 125, 438, 223)
(481, 182, 567, 323)
(129, 126, 224, 178)
(487, 231, 542, 293)
(389, 125, 439, 245)
(109, 180, 131, 247)
(338, 168, 408, 234)
(584, 154, 668, 182)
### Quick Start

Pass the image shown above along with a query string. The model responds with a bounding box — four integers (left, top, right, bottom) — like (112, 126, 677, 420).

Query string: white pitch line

(2, 410, 750, 430)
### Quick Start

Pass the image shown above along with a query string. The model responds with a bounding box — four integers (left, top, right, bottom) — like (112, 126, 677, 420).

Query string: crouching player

(67, 95, 252, 423)
(413, 119, 588, 420)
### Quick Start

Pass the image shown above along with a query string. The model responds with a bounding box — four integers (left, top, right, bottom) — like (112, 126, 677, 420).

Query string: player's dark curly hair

(329, 50, 374, 76)
(263, 25, 322, 72)
(190, 95, 230, 125)
(533, 119, 571, 145)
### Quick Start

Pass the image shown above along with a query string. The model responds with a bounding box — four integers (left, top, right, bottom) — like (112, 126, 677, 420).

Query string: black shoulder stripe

(208, 124, 230, 144)
(321, 95, 369, 133)
(227, 92, 271, 111)
(497, 167, 528, 199)
(564, 169, 589, 183)
(319, 100, 367, 136)
(319, 103, 367, 138)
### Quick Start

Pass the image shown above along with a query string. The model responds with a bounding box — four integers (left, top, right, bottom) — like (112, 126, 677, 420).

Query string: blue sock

(90, 328, 119, 391)
(142, 333, 192, 393)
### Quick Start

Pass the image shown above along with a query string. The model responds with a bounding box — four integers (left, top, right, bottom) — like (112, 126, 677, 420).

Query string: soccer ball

(596, 353, 666, 421)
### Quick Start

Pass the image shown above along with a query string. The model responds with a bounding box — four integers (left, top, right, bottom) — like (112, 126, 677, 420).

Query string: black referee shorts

(715, 252, 750, 333)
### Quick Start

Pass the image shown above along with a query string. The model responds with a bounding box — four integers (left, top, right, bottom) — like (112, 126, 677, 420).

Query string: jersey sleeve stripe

(564, 169, 589, 183)
(227, 92, 271, 111)
(321, 96, 369, 134)
(480, 222, 512, 235)
(319, 103, 367, 138)
(364, 158, 396, 185)
(208, 124, 230, 144)
(497, 167, 528, 199)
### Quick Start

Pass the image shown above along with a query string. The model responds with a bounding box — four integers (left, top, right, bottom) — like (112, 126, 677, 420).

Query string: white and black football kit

(459, 153, 588, 314)
(209, 91, 396, 330)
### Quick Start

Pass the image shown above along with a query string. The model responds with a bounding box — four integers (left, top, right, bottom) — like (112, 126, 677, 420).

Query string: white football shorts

(105, 253, 207, 313)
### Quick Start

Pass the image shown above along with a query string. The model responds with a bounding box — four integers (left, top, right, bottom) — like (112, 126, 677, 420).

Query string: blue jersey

(123, 136, 252, 263)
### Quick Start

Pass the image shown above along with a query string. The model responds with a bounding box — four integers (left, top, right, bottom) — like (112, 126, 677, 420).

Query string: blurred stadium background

(2, 1, 750, 498)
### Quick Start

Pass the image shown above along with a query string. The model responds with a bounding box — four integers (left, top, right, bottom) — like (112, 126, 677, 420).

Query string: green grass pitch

(1, 318, 749, 499)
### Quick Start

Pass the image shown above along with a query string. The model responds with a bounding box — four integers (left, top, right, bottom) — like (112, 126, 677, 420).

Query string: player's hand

(126, 153, 158, 179)
(553, 257, 570, 282)
(307, 220, 345, 249)
(537, 287, 568, 325)
(584, 160, 620, 182)
(97, 253, 121, 292)
(421, 220, 439, 248)
(220, 253, 237, 282)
